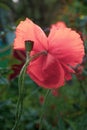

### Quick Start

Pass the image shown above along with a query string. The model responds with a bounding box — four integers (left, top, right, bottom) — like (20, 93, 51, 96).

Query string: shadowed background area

(0, 0, 87, 130)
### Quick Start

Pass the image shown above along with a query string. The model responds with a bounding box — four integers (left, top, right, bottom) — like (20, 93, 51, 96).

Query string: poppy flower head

(13, 18, 85, 89)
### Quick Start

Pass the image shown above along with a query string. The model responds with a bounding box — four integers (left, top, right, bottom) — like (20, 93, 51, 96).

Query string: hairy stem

(11, 50, 47, 130)
(12, 56, 30, 130)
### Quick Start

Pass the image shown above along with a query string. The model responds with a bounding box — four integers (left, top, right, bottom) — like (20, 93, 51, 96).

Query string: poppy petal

(51, 21, 66, 30)
(9, 63, 24, 80)
(48, 21, 66, 41)
(27, 53, 64, 89)
(14, 18, 48, 51)
(61, 62, 74, 80)
(13, 50, 26, 61)
(48, 28, 84, 67)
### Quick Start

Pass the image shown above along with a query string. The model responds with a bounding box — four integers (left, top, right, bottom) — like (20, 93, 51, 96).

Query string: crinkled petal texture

(48, 28, 85, 80)
(14, 18, 48, 52)
(49, 21, 66, 41)
(27, 54, 64, 89)
(13, 18, 85, 89)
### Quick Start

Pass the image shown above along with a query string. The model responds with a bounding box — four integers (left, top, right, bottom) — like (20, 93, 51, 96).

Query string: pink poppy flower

(9, 21, 66, 80)
(13, 18, 84, 89)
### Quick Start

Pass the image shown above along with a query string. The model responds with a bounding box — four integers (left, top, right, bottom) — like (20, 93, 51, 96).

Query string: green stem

(11, 50, 47, 130)
(39, 89, 50, 130)
(12, 58, 30, 130)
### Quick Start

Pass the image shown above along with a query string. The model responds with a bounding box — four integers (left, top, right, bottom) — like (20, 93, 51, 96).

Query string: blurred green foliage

(0, 0, 87, 130)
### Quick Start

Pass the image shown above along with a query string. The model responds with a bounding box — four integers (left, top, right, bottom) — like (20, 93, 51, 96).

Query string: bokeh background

(0, 0, 87, 130)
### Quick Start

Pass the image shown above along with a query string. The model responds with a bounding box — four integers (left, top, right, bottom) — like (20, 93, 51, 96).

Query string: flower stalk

(12, 57, 29, 130)
(39, 89, 50, 130)
(11, 41, 48, 130)
(11, 41, 33, 130)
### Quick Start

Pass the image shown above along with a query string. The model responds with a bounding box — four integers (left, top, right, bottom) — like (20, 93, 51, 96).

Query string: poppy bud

(25, 40, 34, 52)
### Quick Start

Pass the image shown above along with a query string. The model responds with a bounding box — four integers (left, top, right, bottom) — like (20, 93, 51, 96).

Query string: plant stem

(12, 56, 30, 130)
(39, 89, 50, 130)
(11, 50, 47, 130)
